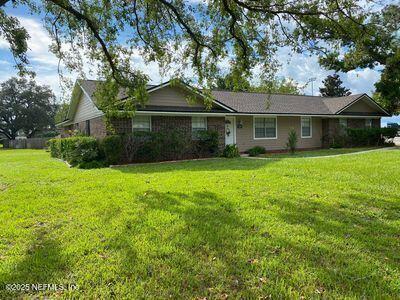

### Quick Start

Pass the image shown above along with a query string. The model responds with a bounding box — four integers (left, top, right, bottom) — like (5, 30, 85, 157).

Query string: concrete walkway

(243, 147, 398, 160)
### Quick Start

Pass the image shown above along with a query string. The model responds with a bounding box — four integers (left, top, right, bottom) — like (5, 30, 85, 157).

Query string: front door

(225, 116, 236, 145)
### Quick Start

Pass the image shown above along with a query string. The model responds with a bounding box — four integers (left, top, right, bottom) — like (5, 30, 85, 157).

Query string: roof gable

(336, 94, 390, 116)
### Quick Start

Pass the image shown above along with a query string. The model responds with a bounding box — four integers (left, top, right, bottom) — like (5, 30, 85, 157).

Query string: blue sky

(0, 3, 398, 125)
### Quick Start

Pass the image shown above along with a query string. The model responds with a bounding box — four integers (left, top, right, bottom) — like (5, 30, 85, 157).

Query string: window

(339, 118, 347, 128)
(254, 117, 277, 139)
(132, 115, 151, 132)
(192, 117, 207, 134)
(301, 117, 312, 138)
(365, 119, 373, 128)
(86, 120, 91, 136)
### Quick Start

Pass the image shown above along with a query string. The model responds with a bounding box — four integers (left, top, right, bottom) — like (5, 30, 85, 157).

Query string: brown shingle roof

(79, 79, 155, 101)
(211, 90, 366, 115)
(77, 80, 389, 116)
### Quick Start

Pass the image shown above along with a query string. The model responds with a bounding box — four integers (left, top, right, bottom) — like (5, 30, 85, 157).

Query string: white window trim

(191, 116, 208, 132)
(132, 115, 152, 132)
(301, 116, 312, 139)
(365, 118, 373, 128)
(253, 116, 278, 140)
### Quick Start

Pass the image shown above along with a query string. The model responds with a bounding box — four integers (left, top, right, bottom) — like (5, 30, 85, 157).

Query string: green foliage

(330, 137, 345, 149)
(1, 0, 371, 111)
(374, 49, 400, 114)
(319, 74, 351, 97)
(251, 78, 302, 95)
(346, 128, 398, 147)
(78, 160, 107, 169)
(0, 10, 29, 74)
(215, 70, 252, 92)
(48, 138, 62, 158)
(319, 5, 400, 114)
(100, 135, 123, 165)
(286, 128, 298, 154)
(247, 146, 266, 157)
(222, 144, 240, 158)
(54, 101, 70, 124)
(48, 137, 100, 167)
(0, 77, 56, 139)
(262, 147, 378, 158)
(215, 73, 302, 95)
(195, 130, 219, 156)
(121, 130, 219, 163)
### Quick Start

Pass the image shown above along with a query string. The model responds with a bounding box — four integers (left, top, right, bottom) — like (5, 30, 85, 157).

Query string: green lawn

(258, 147, 381, 158)
(0, 149, 399, 299)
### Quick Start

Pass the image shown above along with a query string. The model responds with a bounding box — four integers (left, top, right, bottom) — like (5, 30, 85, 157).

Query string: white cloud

(343, 68, 381, 95)
(0, 39, 8, 49)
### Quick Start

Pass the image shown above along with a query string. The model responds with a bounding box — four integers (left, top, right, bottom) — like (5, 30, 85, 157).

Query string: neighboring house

(58, 79, 390, 152)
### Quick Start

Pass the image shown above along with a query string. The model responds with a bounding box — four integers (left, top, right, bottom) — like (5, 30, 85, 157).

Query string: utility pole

(309, 77, 317, 96)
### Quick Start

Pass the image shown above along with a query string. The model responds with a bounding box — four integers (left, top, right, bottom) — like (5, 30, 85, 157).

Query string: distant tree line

(0, 77, 62, 140)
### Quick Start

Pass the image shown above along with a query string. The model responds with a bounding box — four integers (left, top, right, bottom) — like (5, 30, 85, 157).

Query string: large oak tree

(0, 0, 382, 114)
(0, 77, 56, 139)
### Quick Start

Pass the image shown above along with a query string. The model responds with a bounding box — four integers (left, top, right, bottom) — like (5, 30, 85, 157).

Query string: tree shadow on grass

(100, 190, 255, 298)
(0, 226, 69, 298)
(113, 157, 280, 174)
(269, 193, 400, 297)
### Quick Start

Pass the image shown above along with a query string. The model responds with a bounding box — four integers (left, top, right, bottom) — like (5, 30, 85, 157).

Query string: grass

(0, 149, 399, 299)
(259, 147, 381, 158)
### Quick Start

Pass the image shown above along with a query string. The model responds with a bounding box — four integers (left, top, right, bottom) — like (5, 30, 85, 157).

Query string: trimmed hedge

(100, 135, 123, 165)
(48, 137, 100, 167)
(120, 130, 219, 163)
(48, 129, 220, 168)
(346, 127, 397, 147)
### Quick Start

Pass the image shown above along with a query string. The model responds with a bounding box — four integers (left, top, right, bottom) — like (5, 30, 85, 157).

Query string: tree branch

(157, 0, 217, 57)
(48, 0, 125, 85)
(0, 0, 10, 7)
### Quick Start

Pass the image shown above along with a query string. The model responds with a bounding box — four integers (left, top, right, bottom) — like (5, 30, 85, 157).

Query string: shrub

(195, 130, 219, 157)
(330, 135, 346, 148)
(48, 138, 62, 158)
(247, 146, 266, 157)
(66, 137, 99, 166)
(286, 128, 298, 154)
(48, 137, 100, 167)
(346, 127, 398, 147)
(101, 135, 123, 165)
(120, 129, 218, 163)
(223, 144, 240, 158)
(78, 160, 107, 169)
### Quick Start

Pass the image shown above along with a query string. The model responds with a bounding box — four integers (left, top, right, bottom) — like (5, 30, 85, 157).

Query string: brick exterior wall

(322, 117, 381, 148)
(151, 116, 192, 134)
(347, 118, 365, 129)
(110, 118, 132, 135)
(372, 118, 380, 128)
(207, 117, 225, 151)
(62, 115, 226, 161)
(90, 116, 107, 138)
(151, 116, 225, 151)
(61, 116, 107, 139)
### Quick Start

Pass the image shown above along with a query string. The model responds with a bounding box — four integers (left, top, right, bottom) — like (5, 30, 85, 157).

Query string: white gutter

(134, 111, 383, 118)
